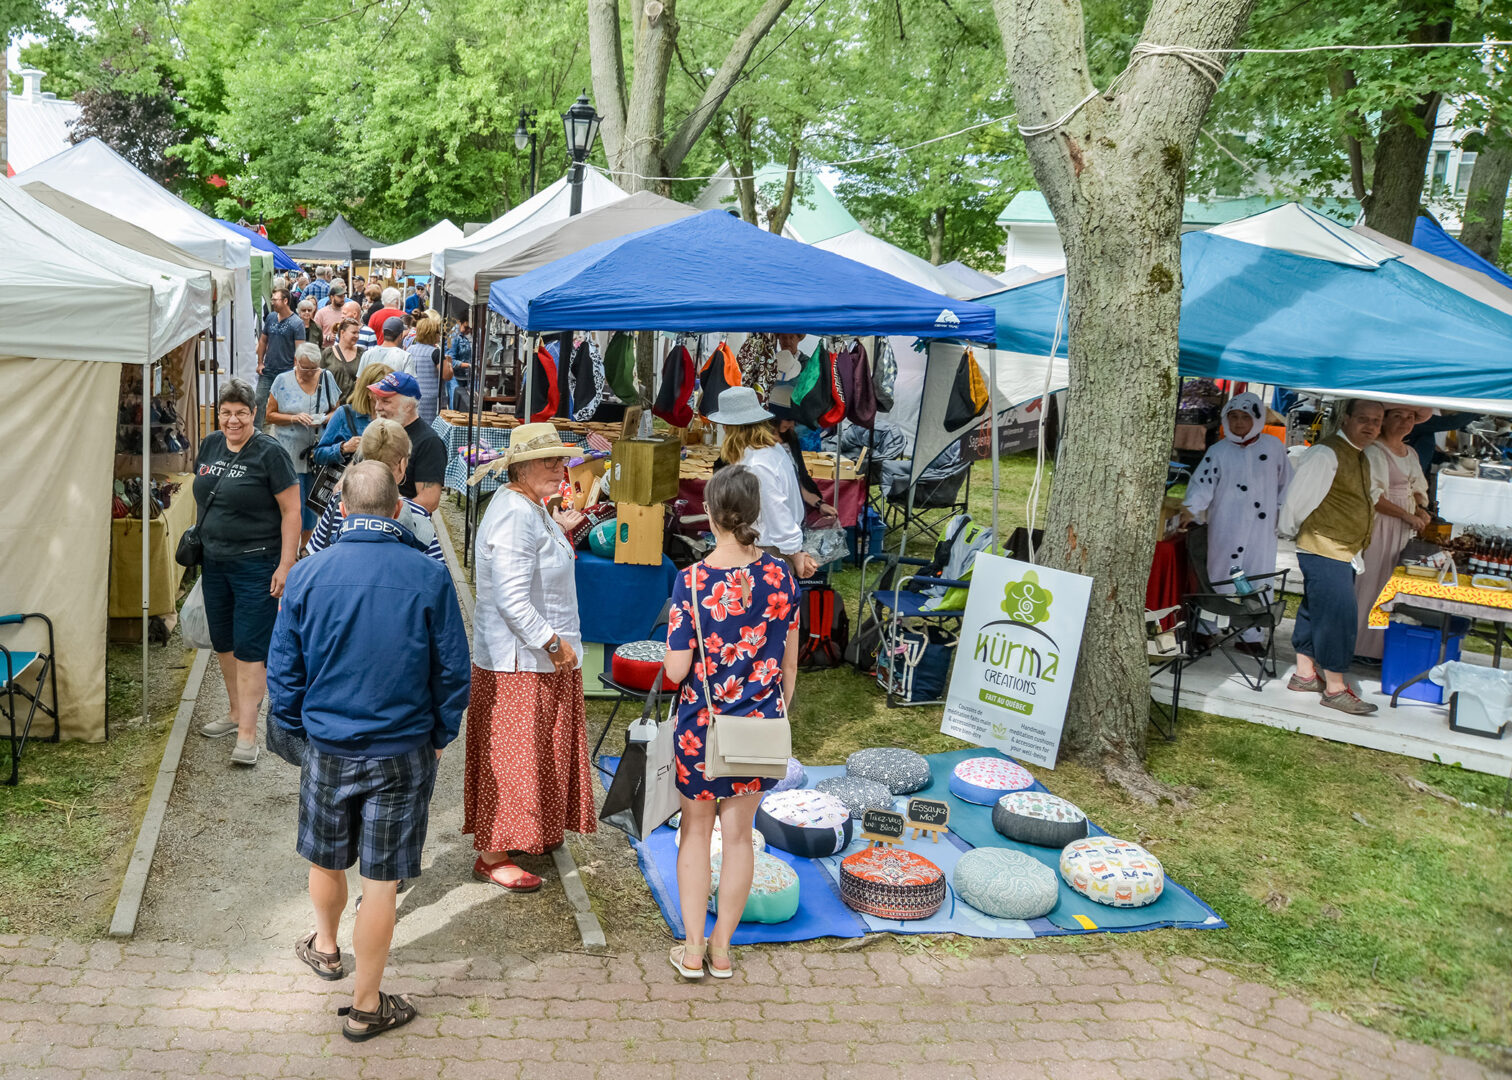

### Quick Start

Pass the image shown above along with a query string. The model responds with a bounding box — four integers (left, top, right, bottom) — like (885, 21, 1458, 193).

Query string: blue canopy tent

(487, 209, 996, 341)
(1413, 215, 1512, 291)
(215, 219, 298, 272)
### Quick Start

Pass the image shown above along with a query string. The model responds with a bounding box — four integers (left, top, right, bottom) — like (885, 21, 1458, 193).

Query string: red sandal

(473, 857, 542, 893)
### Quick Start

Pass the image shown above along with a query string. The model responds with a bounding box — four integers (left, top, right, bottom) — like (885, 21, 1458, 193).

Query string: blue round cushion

(815, 775, 894, 819)
(948, 756, 1035, 805)
(710, 851, 800, 923)
(952, 848, 1059, 920)
(845, 748, 932, 795)
(755, 789, 853, 858)
(771, 758, 807, 793)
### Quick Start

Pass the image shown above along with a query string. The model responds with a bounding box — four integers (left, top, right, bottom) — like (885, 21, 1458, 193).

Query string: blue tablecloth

(575, 551, 677, 646)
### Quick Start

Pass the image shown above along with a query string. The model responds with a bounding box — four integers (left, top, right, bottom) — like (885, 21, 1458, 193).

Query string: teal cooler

(1381, 621, 1466, 704)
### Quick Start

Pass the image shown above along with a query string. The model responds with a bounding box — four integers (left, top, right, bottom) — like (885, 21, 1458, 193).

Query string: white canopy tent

(813, 228, 979, 299)
(442, 191, 700, 305)
(0, 177, 214, 742)
(16, 138, 256, 377)
(431, 171, 627, 278)
(369, 218, 464, 268)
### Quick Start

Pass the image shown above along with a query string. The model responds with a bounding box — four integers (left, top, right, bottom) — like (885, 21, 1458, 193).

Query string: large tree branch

(663, 0, 795, 173)
(587, 0, 628, 166)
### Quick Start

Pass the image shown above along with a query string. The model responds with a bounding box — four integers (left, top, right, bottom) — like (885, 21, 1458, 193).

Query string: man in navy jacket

(268, 460, 469, 1041)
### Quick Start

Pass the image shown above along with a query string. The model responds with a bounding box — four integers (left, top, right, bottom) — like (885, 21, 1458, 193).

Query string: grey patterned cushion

(991, 791, 1089, 848)
(845, 748, 932, 795)
(815, 775, 894, 819)
(771, 757, 807, 793)
(952, 848, 1059, 920)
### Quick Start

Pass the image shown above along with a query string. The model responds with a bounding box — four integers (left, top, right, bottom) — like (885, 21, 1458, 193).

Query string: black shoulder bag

(305, 401, 354, 517)
(176, 436, 248, 568)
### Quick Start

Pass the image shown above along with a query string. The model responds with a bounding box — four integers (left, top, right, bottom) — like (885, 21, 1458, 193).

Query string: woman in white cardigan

(464, 423, 593, 892)
(710, 387, 818, 579)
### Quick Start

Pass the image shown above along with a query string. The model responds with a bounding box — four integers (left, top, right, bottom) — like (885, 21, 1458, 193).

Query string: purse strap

(201, 433, 253, 519)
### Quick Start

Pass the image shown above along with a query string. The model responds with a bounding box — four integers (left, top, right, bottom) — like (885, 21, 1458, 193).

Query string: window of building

(1430, 150, 1450, 196)
(1455, 151, 1478, 198)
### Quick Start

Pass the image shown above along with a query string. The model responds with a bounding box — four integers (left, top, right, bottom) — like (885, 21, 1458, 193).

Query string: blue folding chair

(1, 612, 60, 785)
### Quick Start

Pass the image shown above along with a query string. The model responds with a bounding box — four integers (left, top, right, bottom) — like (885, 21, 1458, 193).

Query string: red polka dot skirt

(462, 666, 597, 855)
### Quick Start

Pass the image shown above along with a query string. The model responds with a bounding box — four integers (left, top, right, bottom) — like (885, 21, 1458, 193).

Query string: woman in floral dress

(662, 466, 800, 980)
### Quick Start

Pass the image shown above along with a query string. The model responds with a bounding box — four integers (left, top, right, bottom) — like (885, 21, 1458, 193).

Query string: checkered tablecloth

(431, 416, 585, 494)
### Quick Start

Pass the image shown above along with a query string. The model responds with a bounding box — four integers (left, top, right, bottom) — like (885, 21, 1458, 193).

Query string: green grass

(0, 640, 192, 936)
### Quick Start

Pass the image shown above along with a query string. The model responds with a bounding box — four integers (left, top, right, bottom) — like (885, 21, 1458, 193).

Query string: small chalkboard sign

(905, 797, 951, 843)
(858, 808, 905, 848)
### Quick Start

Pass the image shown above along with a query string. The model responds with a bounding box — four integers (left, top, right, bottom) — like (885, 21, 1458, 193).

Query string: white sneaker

(231, 740, 260, 766)
(201, 718, 238, 739)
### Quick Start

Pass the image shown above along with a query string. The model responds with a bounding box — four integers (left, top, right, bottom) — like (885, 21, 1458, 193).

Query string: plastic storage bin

(1381, 620, 1465, 704)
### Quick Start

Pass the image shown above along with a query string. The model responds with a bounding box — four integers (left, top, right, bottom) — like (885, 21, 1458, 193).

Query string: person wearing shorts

(267, 462, 470, 1042)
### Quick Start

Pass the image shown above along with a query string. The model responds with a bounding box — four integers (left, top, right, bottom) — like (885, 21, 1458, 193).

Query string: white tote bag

(180, 579, 214, 651)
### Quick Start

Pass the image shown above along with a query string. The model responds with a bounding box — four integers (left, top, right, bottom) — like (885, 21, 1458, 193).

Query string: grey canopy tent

(283, 213, 383, 262)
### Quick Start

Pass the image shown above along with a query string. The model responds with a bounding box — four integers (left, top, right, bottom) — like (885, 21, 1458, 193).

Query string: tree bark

(1363, 91, 1443, 243)
(993, 0, 1255, 797)
(767, 135, 801, 234)
(1459, 127, 1512, 263)
(586, 0, 629, 170)
(926, 207, 946, 264)
(734, 109, 759, 225)
(1329, 68, 1368, 201)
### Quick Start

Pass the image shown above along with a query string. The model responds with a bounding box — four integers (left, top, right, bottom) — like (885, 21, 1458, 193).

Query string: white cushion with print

(1059, 836, 1165, 908)
(754, 789, 853, 858)
(948, 756, 1035, 805)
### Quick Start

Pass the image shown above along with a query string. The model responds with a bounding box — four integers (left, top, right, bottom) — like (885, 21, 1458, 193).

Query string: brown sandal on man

(338, 991, 417, 1042)
(294, 932, 345, 981)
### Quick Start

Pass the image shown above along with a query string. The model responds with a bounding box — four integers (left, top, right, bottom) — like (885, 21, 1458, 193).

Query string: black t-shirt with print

(401, 417, 448, 499)
(193, 432, 299, 562)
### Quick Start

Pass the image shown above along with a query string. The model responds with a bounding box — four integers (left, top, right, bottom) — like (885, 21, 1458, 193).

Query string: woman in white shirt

(709, 387, 818, 579)
(464, 423, 592, 892)
(1352, 406, 1431, 662)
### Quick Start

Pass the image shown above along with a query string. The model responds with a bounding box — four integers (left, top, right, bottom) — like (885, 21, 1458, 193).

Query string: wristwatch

(545, 635, 562, 655)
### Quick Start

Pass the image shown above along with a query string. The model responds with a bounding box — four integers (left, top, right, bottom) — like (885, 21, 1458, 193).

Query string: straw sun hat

(506, 422, 575, 466)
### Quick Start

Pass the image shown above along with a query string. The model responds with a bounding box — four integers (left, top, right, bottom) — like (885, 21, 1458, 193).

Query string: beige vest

(1297, 434, 1374, 562)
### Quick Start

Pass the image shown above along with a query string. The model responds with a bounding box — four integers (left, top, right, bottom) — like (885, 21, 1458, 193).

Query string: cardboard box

(611, 438, 680, 505)
(614, 501, 665, 566)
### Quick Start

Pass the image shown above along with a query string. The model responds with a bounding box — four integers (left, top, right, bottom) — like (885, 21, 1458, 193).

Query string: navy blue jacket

(268, 514, 470, 758)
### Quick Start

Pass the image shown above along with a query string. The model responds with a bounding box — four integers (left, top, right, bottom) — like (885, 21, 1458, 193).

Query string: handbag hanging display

(598, 671, 680, 840)
(692, 566, 792, 779)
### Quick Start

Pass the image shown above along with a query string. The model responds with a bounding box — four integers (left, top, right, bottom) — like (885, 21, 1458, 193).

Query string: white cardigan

(473, 489, 582, 673)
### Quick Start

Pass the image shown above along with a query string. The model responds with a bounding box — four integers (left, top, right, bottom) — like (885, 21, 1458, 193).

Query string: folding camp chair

(883, 459, 972, 546)
(1, 613, 60, 786)
(1182, 526, 1289, 691)
(591, 600, 673, 776)
(1146, 605, 1188, 741)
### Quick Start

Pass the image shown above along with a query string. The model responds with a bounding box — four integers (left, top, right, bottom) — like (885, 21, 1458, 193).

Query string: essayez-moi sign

(940, 553, 1092, 769)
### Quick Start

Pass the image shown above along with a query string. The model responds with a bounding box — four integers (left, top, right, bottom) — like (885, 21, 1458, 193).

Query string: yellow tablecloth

(1368, 568, 1512, 628)
(107, 476, 197, 618)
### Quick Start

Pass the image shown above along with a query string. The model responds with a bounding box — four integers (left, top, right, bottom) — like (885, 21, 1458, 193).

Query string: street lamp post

(513, 107, 538, 198)
(562, 91, 601, 217)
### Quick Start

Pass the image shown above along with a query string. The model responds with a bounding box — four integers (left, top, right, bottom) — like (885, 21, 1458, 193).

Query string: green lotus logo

(1001, 571, 1053, 626)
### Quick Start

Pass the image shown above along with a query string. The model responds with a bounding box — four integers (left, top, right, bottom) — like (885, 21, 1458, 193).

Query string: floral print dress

(666, 554, 798, 801)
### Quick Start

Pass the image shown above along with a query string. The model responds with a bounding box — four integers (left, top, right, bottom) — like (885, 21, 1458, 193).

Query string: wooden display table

(107, 475, 197, 621)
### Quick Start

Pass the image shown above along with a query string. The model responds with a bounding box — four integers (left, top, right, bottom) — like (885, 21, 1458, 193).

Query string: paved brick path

(1, 935, 1502, 1079)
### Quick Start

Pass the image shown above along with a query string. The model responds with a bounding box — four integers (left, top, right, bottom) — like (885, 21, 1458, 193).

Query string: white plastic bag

(1430, 661, 1512, 735)
(180, 579, 213, 651)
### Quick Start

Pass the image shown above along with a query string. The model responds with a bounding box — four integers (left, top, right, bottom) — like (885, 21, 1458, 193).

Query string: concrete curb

(108, 646, 212, 938)
(435, 507, 608, 952)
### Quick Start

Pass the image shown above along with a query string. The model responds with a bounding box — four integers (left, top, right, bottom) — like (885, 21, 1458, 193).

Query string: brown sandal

(294, 932, 344, 981)
(338, 991, 417, 1042)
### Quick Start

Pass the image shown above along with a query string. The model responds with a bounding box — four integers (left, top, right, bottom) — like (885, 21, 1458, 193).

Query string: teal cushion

(709, 851, 800, 923)
(952, 848, 1059, 920)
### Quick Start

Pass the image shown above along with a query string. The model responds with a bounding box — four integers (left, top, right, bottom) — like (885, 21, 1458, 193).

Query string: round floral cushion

(709, 851, 800, 923)
(992, 791, 1089, 848)
(845, 748, 932, 795)
(675, 818, 766, 858)
(839, 847, 945, 920)
(610, 640, 676, 693)
(815, 775, 895, 819)
(1059, 837, 1165, 908)
(948, 756, 1036, 805)
(755, 789, 853, 858)
(952, 848, 1060, 920)
(771, 757, 808, 793)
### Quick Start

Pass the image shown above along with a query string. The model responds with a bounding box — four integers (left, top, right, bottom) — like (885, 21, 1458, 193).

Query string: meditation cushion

(948, 756, 1035, 805)
(839, 847, 945, 920)
(845, 747, 932, 795)
(709, 851, 800, 924)
(588, 520, 618, 558)
(992, 791, 1089, 848)
(755, 789, 853, 858)
(1059, 836, 1165, 908)
(675, 818, 766, 858)
(609, 640, 676, 693)
(952, 848, 1059, 920)
(815, 776, 894, 819)
(771, 757, 807, 793)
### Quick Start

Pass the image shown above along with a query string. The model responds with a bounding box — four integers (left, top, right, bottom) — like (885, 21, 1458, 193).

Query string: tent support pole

(988, 348, 1001, 554)
(142, 359, 151, 735)
(210, 321, 219, 431)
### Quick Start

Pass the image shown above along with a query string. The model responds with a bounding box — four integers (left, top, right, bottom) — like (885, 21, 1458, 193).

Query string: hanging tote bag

(697, 340, 742, 419)
(836, 340, 877, 426)
(604, 331, 637, 403)
(872, 337, 897, 413)
(653, 343, 696, 427)
(815, 346, 847, 428)
(598, 675, 680, 839)
(692, 569, 792, 780)
(943, 348, 990, 429)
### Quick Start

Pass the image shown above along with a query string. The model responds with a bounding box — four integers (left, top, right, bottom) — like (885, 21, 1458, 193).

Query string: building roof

(996, 190, 1361, 228)
(5, 69, 81, 175)
(693, 164, 861, 244)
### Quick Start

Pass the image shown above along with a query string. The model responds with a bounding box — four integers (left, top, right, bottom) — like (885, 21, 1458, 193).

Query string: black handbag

(176, 436, 248, 567)
(305, 403, 354, 517)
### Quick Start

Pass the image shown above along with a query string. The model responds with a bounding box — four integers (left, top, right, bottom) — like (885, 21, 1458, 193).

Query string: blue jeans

(1293, 551, 1358, 674)
(254, 371, 275, 430)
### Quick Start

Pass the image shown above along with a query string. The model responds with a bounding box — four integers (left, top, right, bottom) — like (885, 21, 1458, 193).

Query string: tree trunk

(767, 136, 801, 234)
(926, 207, 946, 264)
(1459, 127, 1512, 262)
(1363, 91, 1442, 243)
(634, 329, 656, 409)
(734, 109, 759, 225)
(993, 0, 1255, 797)
(1329, 68, 1367, 201)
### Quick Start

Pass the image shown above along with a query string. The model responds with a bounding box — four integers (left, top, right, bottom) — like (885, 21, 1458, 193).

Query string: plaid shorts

(297, 744, 438, 881)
